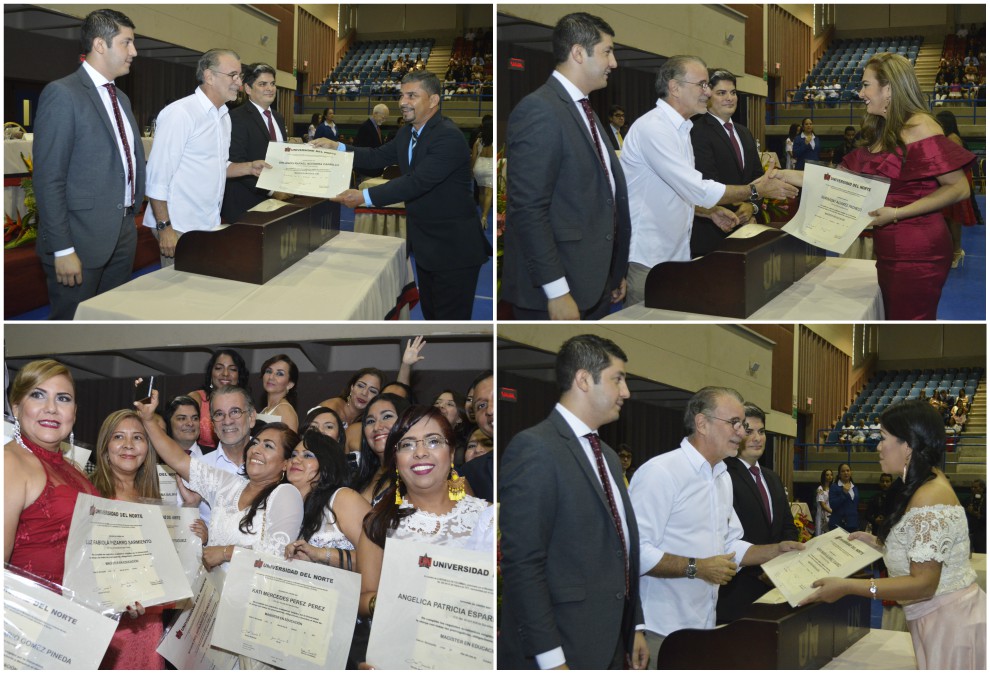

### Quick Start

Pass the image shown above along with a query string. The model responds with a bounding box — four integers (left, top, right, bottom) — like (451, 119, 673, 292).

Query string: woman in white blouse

(801, 400, 986, 669)
(357, 406, 491, 620)
(284, 430, 369, 569)
(136, 391, 303, 570)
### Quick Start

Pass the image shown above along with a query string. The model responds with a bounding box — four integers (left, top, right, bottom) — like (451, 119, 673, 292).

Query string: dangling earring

(902, 456, 909, 482)
(69, 431, 75, 449)
(12, 418, 26, 451)
(448, 468, 466, 502)
(394, 469, 404, 505)
(281, 470, 286, 482)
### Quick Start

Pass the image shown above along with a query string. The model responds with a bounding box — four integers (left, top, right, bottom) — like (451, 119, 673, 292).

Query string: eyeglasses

(212, 407, 247, 421)
(210, 69, 244, 82)
(676, 79, 711, 91)
(396, 434, 448, 453)
(707, 415, 749, 431)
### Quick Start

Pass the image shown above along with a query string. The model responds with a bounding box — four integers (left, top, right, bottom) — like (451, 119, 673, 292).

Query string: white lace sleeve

(902, 507, 957, 564)
(258, 484, 304, 557)
(188, 457, 234, 506)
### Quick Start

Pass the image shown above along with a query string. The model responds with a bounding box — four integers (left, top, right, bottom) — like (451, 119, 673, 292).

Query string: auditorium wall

(876, 325, 987, 369)
(496, 324, 775, 414)
(501, 5, 758, 94)
(354, 4, 491, 41)
(35, 3, 291, 86)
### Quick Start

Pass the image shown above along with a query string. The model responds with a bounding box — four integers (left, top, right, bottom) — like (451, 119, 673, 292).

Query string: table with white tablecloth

(820, 629, 916, 670)
(604, 258, 883, 321)
(74, 231, 412, 320)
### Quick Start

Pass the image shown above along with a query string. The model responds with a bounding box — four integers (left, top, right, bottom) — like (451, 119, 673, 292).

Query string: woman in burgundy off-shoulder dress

(776, 53, 975, 320)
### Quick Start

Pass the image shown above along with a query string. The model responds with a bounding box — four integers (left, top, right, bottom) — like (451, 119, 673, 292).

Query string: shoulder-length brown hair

(860, 52, 934, 157)
(91, 409, 161, 500)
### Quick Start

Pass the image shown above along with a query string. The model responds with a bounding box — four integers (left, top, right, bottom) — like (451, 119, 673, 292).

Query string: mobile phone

(134, 376, 156, 405)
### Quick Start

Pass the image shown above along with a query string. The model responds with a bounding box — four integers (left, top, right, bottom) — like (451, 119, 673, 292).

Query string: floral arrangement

(792, 507, 814, 543)
(4, 152, 38, 249)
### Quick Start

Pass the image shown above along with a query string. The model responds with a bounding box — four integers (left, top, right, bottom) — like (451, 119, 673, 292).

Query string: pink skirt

(904, 582, 986, 669)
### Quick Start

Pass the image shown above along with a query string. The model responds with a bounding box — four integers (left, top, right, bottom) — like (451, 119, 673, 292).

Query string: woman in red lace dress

(776, 53, 974, 320)
(4, 359, 99, 585)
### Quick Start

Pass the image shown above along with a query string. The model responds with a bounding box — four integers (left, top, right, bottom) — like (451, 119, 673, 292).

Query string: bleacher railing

(769, 91, 986, 125)
(297, 91, 492, 117)
(794, 435, 988, 475)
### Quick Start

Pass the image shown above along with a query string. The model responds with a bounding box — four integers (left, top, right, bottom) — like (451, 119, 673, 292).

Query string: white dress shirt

(249, 100, 284, 142)
(542, 70, 618, 301)
(145, 86, 231, 232)
(622, 98, 725, 267)
(629, 437, 752, 637)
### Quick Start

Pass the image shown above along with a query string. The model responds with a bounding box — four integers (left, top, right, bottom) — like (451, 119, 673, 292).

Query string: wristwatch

(686, 557, 697, 579)
(748, 183, 761, 203)
(155, 219, 171, 231)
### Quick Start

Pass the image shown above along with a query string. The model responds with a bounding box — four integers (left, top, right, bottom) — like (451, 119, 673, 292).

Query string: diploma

(210, 549, 361, 669)
(62, 494, 193, 612)
(156, 465, 179, 505)
(255, 142, 355, 198)
(782, 160, 891, 254)
(4, 569, 118, 670)
(156, 571, 239, 670)
(366, 538, 495, 669)
(159, 504, 204, 586)
(761, 527, 883, 607)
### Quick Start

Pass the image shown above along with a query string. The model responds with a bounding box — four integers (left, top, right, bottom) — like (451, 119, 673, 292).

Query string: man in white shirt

(620, 56, 797, 305)
(190, 385, 257, 525)
(33, 9, 144, 319)
(629, 386, 803, 664)
(500, 334, 648, 669)
(145, 48, 270, 265)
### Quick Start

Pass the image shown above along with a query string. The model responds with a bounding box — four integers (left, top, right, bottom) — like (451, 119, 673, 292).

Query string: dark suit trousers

(42, 212, 136, 320)
(415, 263, 480, 320)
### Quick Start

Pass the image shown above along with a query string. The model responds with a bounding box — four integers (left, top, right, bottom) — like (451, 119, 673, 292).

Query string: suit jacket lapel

(734, 459, 771, 525)
(77, 68, 119, 149)
(549, 411, 614, 519)
(548, 77, 608, 177)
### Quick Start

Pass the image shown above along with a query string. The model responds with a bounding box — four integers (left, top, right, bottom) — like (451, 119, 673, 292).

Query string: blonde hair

(860, 53, 933, 157)
(9, 359, 74, 407)
(90, 409, 161, 500)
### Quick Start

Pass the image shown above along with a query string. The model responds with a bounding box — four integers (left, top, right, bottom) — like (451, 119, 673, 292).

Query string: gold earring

(394, 469, 404, 505)
(448, 468, 466, 502)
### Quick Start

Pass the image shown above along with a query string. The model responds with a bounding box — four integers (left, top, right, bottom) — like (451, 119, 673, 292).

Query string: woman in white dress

(137, 391, 303, 570)
(815, 468, 833, 536)
(471, 116, 494, 229)
(257, 354, 299, 431)
(350, 392, 410, 504)
(801, 400, 986, 669)
(784, 123, 799, 170)
(284, 430, 369, 568)
(357, 406, 492, 620)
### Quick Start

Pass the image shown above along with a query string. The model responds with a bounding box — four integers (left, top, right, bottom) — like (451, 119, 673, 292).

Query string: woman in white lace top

(137, 391, 304, 570)
(801, 400, 986, 669)
(284, 430, 370, 570)
(357, 406, 490, 619)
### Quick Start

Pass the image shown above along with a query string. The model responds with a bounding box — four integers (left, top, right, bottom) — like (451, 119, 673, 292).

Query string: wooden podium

(657, 595, 870, 669)
(644, 230, 825, 318)
(175, 198, 339, 284)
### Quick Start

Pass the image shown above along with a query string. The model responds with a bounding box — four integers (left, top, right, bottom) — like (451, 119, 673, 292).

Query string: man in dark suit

(716, 403, 799, 625)
(221, 63, 292, 222)
(502, 12, 631, 320)
(354, 103, 389, 149)
(689, 69, 766, 257)
(311, 71, 489, 320)
(499, 334, 649, 670)
(34, 9, 145, 319)
(607, 104, 625, 151)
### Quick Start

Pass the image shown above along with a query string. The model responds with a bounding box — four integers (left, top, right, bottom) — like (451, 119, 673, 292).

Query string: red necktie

(750, 465, 772, 522)
(264, 109, 277, 141)
(724, 121, 744, 170)
(578, 98, 609, 178)
(103, 82, 134, 204)
(585, 433, 629, 597)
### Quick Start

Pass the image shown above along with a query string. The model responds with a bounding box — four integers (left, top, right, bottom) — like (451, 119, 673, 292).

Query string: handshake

(709, 169, 799, 232)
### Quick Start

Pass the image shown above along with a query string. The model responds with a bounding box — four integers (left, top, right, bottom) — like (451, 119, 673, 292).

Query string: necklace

(262, 398, 287, 415)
